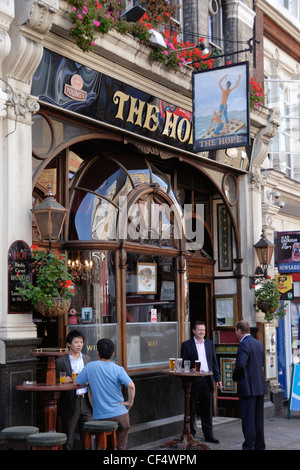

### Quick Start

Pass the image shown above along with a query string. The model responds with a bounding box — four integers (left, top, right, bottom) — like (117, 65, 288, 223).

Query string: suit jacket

(55, 353, 92, 415)
(232, 335, 267, 397)
(181, 338, 221, 390)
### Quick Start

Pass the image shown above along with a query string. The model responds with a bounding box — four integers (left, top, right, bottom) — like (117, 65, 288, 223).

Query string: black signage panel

(31, 49, 194, 153)
(8, 241, 32, 313)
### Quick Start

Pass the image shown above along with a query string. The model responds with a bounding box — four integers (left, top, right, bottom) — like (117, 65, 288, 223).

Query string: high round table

(161, 368, 213, 450)
(16, 349, 84, 432)
(16, 382, 85, 432)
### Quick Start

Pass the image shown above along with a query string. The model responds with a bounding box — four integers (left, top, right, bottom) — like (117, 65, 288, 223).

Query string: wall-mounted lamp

(148, 29, 167, 48)
(249, 229, 275, 288)
(199, 42, 209, 55)
(120, 5, 166, 49)
(120, 5, 146, 22)
(32, 183, 67, 251)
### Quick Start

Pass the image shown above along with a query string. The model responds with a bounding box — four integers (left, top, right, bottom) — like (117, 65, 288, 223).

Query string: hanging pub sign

(192, 62, 250, 152)
(277, 231, 300, 273)
(8, 240, 32, 313)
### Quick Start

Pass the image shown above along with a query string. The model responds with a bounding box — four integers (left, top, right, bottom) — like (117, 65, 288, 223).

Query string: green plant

(254, 279, 287, 322)
(17, 246, 75, 310)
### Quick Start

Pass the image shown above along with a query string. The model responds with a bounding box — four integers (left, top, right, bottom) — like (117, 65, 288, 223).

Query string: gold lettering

(143, 103, 159, 131)
(113, 91, 129, 120)
(188, 126, 193, 145)
(162, 111, 180, 138)
(127, 96, 145, 126)
(176, 118, 191, 142)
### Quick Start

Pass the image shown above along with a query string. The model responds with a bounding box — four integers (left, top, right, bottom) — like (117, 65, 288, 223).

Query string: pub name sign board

(32, 50, 250, 167)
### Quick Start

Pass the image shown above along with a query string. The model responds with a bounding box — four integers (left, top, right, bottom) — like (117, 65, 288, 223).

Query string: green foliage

(17, 246, 75, 309)
(67, 1, 215, 71)
(254, 279, 287, 322)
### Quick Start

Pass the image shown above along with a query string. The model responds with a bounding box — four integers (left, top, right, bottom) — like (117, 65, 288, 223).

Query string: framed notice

(264, 324, 277, 380)
(137, 263, 157, 294)
(193, 62, 250, 152)
(8, 240, 32, 314)
(215, 294, 237, 328)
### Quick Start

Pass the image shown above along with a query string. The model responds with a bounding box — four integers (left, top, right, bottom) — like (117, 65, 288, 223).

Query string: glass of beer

(72, 371, 78, 381)
(169, 358, 176, 371)
(195, 360, 201, 372)
(59, 372, 66, 383)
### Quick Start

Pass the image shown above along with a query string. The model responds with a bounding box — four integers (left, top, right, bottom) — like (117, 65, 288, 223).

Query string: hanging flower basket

(17, 246, 75, 318)
(34, 297, 71, 318)
(254, 279, 287, 322)
(256, 299, 279, 315)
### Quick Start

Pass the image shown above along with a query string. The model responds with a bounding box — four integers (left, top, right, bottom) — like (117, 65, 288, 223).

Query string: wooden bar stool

(1, 426, 39, 450)
(84, 421, 118, 450)
(28, 432, 67, 450)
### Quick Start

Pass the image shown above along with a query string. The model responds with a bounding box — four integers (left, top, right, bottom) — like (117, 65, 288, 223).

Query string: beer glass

(195, 360, 201, 372)
(184, 360, 191, 372)
(59, 372, 66, 383)
(169, 358, 176, 371)
(72, 364, 78, 382)
(175, 358, 182, 371)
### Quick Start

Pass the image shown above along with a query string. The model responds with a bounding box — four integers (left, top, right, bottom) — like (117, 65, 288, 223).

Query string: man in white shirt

(181, 321, 222, 443)
(56, 330, 92, 450)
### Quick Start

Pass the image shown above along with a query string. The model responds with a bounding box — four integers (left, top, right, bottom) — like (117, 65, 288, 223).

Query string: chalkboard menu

(8, 240, 32, 313)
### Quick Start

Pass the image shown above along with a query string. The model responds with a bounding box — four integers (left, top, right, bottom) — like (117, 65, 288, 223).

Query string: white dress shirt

(194, 338, 209, 372)
(69, 352, 87, 395)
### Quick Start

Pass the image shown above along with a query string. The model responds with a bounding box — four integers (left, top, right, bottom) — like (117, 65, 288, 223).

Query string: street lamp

(32, 183, 67, 251)
(250, 229, 275, 287)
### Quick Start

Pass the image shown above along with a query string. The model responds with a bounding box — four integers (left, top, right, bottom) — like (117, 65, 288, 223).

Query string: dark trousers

(63, 395, 92, 450)
(190, 376, 213, 438)
(101, 413, 130, 450)
(239, 395, 265, 450)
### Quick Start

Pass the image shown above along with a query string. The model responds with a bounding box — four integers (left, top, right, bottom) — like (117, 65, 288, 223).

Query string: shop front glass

(67, 249, 118, 361)
(126, 253, 178, 369)
(67, 150, 182, 369)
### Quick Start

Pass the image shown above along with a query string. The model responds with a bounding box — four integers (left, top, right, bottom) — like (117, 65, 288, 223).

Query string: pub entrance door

(188, 282, 213, 339)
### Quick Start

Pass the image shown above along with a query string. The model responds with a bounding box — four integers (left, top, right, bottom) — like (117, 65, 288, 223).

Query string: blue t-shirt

(75, 360, 132, 419)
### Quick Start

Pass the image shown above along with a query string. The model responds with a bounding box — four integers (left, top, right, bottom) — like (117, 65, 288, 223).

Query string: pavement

(130, 409, 300, 451)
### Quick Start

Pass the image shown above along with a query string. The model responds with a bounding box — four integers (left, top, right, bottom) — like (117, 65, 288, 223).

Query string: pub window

(126, 253, 178, 368)
(67, 249, 118, 361)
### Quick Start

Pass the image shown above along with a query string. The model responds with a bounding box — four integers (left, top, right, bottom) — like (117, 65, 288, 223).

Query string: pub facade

(0, 0, 280, 446)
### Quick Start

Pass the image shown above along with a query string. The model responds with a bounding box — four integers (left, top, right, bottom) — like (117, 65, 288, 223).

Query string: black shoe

(205, 435, 219, 444)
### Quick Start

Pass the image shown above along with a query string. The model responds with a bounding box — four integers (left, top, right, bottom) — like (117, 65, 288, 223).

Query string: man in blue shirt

(75, 338, 135, 450)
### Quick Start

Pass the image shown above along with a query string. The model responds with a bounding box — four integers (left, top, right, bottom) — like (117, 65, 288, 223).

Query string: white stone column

(0, 0, 58, 340)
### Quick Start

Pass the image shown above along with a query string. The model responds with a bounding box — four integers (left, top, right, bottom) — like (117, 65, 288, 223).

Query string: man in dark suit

(181, 321, 222, 443)
(232, 320, 267, 450)
(56, 329, 93, 449)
